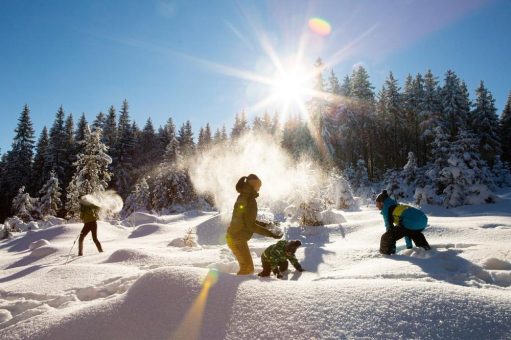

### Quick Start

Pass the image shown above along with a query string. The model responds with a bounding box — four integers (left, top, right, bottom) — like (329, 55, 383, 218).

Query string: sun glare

(271, 66, 310, 102)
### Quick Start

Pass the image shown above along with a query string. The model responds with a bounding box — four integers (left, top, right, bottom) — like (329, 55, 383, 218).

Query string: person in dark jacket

(226, 174, 282, 275)
(376, 190, 431, 255)
(258, 240, 304, 278)
(78, 197, 103, 256)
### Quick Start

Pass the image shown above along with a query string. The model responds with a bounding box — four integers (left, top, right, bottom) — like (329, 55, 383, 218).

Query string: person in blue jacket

(376, 190, 431, 255)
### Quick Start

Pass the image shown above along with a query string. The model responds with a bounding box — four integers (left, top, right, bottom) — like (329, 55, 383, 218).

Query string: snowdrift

(4, 267, 510, 340)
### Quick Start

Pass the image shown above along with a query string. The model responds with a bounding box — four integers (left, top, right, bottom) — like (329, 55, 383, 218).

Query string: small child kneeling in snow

(258, 240, 304, 279)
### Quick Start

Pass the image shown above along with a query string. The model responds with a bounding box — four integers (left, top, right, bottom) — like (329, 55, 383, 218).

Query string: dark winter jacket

(262, 240, 302, 271)
(381, 197, 428, 248)
(226, 179, 275, 241)
(80, 202, 100, 224)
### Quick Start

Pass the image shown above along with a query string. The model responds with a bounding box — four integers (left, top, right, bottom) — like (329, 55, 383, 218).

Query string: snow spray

(188, 131, 326, 213)
(81, 190, 124, 218)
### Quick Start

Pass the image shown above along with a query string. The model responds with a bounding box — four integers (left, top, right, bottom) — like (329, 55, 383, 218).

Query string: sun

(270, 64, 311, 103)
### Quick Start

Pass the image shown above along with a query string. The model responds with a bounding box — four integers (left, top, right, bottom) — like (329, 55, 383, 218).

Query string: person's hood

(235, 178, 259, 197)
(380, 197, 397, 215)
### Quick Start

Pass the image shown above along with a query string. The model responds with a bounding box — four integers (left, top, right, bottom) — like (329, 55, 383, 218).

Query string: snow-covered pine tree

(500, 91, 511, 164)
(470, 81, 501, 166)
(122, 176, 151, 217)
(75, 113, 88, 155)
(113, 100, 135, 197)
(440, 129, 494, 207)
(139, 118, 159, 165)
(31, 126, 49, 194)
(103, 105, 118, 152)
(164, 137, 181, 164)
(441, 70, 469, 139)
(4, 105, 36, 199)
(151, 165, 196, 213)
(492, 155, 511, 188)
(352, 159, 370, 195)
(419, 70, 443, 163)
(159, 117, 176, 152)
(38, 170, 62, 217)
(92, 111, 106, 132)
(177, 120, 195, 156)
(66, 126, 112, 217)
(231, 112, 249, 139)
(44, 106, 68, 187)
(12, 186, 38, 222)
(324, 171, 357, 210)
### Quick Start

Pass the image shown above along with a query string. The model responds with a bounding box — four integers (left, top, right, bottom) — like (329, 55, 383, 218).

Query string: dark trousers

(380, 225, 430, 255)
(259, 259, 288, 277)
(78, 221, 103, 255)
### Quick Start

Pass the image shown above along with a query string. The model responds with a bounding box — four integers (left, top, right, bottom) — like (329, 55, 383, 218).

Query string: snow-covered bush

(323, 171, 357, 210)
(168, 228, 198, 248)
(38, 170, 62, 217)
(11, 186, 39, 222)
(297, 199, 323, 226)
(151, 165, 197, 213)
(122, 176, 151, 218)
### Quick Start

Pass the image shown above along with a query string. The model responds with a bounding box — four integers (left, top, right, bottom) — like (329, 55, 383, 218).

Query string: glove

(277, 273, 284, 279)
(295, 264, 304, 272)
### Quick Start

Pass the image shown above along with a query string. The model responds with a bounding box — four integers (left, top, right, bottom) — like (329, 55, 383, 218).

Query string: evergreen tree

(231, 112, 249, 139)
(103, 105, 118, 151)
(420, 70, 443, 162)
(139, 118, 159, 164)
(327, 69, 342, 95)
(470, 81, 501, 165)
(45, 106, 68, 186)
(11, 186, 38, 222)
(151, 166, 196, 213)
(66, 127, 112, 217)
(492, 155, 511, 188)
(500, 91, 511, 163)
(340, 75, 352, 97)
(113, 100, 135, 197)
(5, 105, 35, 199)
(164, 137, 181, 164)
(441, 70, 469, 139)
(159, 117, 176, 153)
(350, 65, 374, 102)
(92, 111, 106, 131)
(177, 120, 195, 156)
(39, 170, 62, 217)
(32, 126, 49, 194)
(76, 113, 88, 147)
(122, 176, 151, 217)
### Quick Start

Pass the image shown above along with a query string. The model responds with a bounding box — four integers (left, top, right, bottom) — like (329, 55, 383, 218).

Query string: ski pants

(78, 221, 103, 255)
(259, 259, 288, 277)
(226, 236, 254, 275)
(380, 225, 430, 255)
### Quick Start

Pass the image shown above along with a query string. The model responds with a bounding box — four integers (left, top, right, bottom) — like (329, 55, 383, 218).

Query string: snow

(1, 190, 511, 339)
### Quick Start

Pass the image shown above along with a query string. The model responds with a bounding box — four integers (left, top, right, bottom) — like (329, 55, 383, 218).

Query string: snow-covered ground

(1, 191, 511, 339)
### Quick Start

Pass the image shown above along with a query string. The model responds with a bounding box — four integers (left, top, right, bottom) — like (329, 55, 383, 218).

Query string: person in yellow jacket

(78, 197, 103, 256)
(226, 174, 282, 275)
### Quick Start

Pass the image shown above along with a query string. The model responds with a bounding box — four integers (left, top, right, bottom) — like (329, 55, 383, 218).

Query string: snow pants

(226, 236, 254, 275)
(380, 225, 430, 255)
(78, 221, 103, 255)
(258, 259, 288, 277)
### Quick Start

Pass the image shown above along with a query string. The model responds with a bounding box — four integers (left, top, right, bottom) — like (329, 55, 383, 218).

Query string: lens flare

(308, 17, 331, 36)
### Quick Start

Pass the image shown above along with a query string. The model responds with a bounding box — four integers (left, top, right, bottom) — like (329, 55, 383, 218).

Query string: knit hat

(375, 190, 389, 203)
(286, 240, 302, 253)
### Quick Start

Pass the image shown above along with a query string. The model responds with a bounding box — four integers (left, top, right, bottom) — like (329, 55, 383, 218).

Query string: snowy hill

(1, 192, 511, 339)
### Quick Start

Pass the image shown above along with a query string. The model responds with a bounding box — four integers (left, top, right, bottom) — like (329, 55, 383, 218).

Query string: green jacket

(80, 202, 100, 223)
(226, 180, 274, 241)
(262, 240, 300, 270)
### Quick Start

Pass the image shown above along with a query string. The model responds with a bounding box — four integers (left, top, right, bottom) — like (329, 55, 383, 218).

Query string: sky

(1, 0, 510, 153)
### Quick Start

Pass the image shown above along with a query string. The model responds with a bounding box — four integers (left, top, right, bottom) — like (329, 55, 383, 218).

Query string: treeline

(1, 62, 511, 221)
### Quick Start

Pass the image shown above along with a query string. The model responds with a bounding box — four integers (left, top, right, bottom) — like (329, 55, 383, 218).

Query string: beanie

(376, 190, 389, 203)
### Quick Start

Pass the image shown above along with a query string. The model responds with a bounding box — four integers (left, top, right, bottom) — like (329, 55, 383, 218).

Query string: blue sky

(1, 0, 510, 153)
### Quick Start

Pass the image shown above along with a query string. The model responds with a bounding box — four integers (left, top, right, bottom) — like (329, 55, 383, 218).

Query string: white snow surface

(1, 191, 511, 339)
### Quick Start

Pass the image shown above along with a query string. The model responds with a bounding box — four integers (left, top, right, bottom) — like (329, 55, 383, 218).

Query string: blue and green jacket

(262, 240, 301, 270)
(381, 197, 428, 248)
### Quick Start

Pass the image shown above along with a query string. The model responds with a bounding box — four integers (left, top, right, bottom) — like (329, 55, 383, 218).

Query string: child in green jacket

(258, 240, 304, 279)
